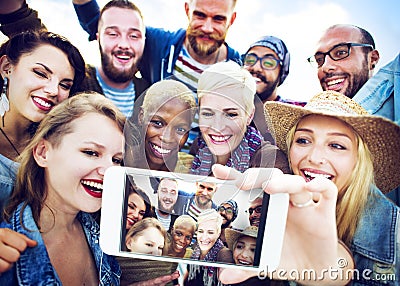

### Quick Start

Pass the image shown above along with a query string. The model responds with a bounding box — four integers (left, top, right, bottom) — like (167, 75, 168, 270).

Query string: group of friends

(0, 0, 399, 285)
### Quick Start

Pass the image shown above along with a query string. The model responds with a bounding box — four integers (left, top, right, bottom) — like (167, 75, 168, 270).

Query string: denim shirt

(351, 186, 400, 285)
(0, 154, 18, 220)
(354, 53, 400, 125)
(0, 203, 121, 285)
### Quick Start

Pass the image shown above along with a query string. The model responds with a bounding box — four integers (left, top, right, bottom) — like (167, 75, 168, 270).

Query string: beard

(345, 61, 370, 98)
(100, 45, 138, 83)
(186, 25, 226, 57)
(252, 72, 280, 102)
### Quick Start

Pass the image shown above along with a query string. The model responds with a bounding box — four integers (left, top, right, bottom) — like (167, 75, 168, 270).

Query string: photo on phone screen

(100, 166, 288, 271)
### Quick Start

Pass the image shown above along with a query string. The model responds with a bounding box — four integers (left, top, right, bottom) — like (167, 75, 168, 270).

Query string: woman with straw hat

(213, 90, 400, 285)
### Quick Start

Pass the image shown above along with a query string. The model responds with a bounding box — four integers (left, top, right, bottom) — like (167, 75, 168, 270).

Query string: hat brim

(225, 228, 258, 252)
(264, 101, 400, 194)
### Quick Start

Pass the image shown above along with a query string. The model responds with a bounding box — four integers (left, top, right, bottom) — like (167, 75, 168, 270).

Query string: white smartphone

(100, 166, 288, 272)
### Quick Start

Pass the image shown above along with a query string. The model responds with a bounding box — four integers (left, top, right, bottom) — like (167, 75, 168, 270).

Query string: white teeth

(304, 170, 332, 180)
(238, 260, 251, 265)
(210, 135, 230, 142)
(33, 97, 52, 108)
(152, 143, 171, 154)
(81, 180, 103, 191)
(116, 55, 130, 60)
(327, 78, 344, 86)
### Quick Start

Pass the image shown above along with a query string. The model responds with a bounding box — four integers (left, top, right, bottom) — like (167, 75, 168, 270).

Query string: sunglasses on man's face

(218, 205, 233, 215)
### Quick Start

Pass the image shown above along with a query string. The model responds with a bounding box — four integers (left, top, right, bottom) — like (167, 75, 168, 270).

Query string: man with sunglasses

(308, 24, 380, 98)
(243, 36, 306, 142)
(217, 199, 238, 246)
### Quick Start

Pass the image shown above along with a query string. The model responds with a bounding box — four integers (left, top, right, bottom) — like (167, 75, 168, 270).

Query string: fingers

(0, 229, 37, 274)
(130, 271, 180, 286)
(212, 164, 282, 191)
(218, 268, 257, 284)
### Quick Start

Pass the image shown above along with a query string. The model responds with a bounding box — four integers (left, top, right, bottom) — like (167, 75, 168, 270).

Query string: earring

(0, 77, 10, 117)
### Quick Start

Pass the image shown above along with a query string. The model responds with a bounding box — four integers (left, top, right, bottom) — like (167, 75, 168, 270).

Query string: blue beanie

(245, 35, 290, 86)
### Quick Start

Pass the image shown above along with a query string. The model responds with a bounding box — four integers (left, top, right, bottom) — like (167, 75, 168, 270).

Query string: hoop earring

(0, 77, 10, 121)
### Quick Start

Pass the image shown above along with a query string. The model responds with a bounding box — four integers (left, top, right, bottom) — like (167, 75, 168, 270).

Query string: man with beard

(243, 36, 306, 142)
(308, 24, 380, 99)
(154, 178, 179, 232)
(217, 199, 238, 247)
(178, 181, 218, 222)
(0, 0, 150, 118)
(73, 0, 241, 89)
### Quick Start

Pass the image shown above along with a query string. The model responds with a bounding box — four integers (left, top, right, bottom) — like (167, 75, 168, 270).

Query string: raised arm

(72, 0, 100, 41)
(0, 0, 45, 37)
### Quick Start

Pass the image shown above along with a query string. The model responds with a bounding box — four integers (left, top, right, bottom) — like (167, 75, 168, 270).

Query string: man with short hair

(178, 181, 218, 222)
(217, 199, 238, 246)
(243, 35, 306, 141)
(308, 24, 380, 98)
(155, 178, 179, 232)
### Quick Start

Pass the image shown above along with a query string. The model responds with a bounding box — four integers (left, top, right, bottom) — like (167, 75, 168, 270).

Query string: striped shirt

(96, 70, 136, 117)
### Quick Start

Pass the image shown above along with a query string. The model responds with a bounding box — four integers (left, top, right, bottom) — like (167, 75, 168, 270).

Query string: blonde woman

(214, 91, 400, 285)
(191, 61, 289, 176)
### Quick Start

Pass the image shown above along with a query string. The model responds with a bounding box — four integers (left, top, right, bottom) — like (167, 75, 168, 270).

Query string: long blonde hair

(286, 120, 374, 246)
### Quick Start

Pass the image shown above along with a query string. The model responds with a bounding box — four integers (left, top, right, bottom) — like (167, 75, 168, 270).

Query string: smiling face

(170, 223, 195, 257)
(36, 113, 124, 214)
(197, 219, 220, 254)
(98, 7, 145, 83)
(185, 0, 236, 58)
(4, 44, 75, 123)
(126, 227, 165, 256)
(199, 92, 252, 164)
(233, 236, 256, 266)
(244, 46, 281, 102)
(289, 115, 358, 193)
(141, 97, 192, 171)
(157, 178, 178, 213)
(315, 26, 373, 98)
(195, 181, 217, 208)
(126, 192, 146, 230)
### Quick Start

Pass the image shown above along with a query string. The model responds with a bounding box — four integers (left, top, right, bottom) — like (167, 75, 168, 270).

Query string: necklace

(0, 127, 20, 156)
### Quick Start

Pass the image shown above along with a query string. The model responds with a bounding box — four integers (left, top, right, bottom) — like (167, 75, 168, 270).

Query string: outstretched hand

(0, 228, 37, 273)
(213, 164, 353, 285)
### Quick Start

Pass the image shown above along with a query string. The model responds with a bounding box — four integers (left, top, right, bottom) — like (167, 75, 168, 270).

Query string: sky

(2, 0, 399, 101)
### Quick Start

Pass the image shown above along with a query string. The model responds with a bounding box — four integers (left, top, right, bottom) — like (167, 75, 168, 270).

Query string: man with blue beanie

(217, 199, 239, 247)
(243, 35, 306, 142)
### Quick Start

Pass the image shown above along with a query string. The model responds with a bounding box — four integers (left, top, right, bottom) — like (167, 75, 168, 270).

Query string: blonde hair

(125, 217, 167, 249)
(173, 214, 197, 231)
(198, 61, 256, 115)
(286, 119, 374, 246)
(197, 209, 223, 235)
(141, 79, 197, 120)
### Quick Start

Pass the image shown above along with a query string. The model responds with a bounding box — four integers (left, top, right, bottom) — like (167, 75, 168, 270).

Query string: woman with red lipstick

(0, 92, 124, 285)
(0, 30, 85, 218)
(191, 61, 289, 176)
(125, 79, 197, 173)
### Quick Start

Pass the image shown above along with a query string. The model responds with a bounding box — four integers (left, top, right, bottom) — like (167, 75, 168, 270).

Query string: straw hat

(264, 90, 400, 194)
(225, 226, 258, 252)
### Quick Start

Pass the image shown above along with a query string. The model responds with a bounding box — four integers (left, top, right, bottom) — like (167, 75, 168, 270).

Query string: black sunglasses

(246, 205, 262, 215)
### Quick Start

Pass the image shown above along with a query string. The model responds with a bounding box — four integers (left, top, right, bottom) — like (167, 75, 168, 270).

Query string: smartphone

(100, 166, 288, 272)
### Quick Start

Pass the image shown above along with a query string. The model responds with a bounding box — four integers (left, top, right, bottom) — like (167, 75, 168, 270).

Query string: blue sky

(7, 0, 398, 101)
